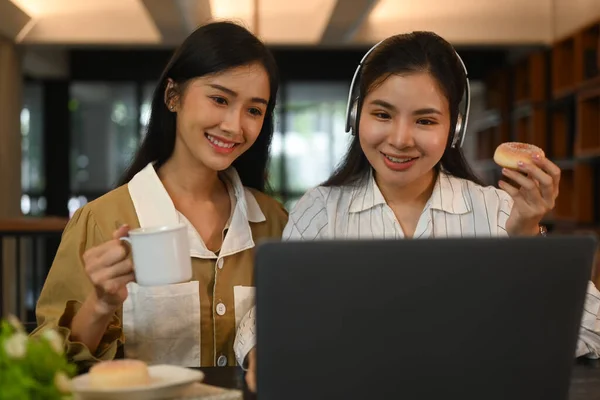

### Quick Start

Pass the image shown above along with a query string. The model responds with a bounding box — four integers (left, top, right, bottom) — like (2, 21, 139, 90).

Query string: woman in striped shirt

(238, 31, 600, 391)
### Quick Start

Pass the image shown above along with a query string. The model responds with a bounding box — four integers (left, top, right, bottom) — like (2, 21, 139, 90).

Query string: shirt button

(216, 303, 226, 316)
(217, 258, 224, 269)
(217, 355, 227, 367)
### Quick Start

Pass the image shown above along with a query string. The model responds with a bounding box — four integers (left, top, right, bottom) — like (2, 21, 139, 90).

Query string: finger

(83, 241, 124, 273)
(532, 156, 561, 187)
(517, 162, 554, 201)
(501, 168, 537, 191)
(498, 180, 520, 197)
(101, 273, 136, 297)
(83, 225, 130, 265)
(93, 258, 134, 283)
(83, 240, 114, 263)
(94, 242, 129, 271)
(112, 224, 130, 240)
(533, 157, 561, 182)
(518, 162, 553, 188)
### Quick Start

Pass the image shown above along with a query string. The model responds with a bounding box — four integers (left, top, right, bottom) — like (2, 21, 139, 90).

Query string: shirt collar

(348, 169, 471, 215)
(348, 170, 387, 213)
(127, 163, 265, 259)
(429, 171, 471, 214)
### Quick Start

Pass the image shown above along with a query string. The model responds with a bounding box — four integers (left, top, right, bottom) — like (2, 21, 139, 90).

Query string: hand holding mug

(82, 225, 135, 315)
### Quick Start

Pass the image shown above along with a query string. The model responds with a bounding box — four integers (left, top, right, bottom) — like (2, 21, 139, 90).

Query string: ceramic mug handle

(119, 237, 133, 257)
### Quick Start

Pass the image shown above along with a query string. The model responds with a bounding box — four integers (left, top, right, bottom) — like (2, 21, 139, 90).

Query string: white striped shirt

(283, 170, 512, 240)
(234, 170, 600, 365)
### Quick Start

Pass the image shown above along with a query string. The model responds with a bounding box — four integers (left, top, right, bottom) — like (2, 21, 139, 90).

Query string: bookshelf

(472, 18, 600, 232)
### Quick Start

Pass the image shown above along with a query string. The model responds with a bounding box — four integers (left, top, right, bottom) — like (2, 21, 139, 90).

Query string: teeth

(207, 134, 235, 149)
(385, 155, 414, 163)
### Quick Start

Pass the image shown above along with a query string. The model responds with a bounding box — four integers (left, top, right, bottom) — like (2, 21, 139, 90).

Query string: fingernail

(517, 161, 525, 168)
(531, 153, 541, 160)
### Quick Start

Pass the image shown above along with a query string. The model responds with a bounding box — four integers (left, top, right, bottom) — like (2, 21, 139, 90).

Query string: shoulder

(449, 175, 513, 211)
(289, 186, 332, 216)
(69, 185, 139, 240)
(84, 185, 133, 215)
(288, 184, 354, 220)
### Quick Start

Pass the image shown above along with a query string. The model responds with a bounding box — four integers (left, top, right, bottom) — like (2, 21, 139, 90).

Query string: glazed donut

(493, 142, 545, 169)
(88, 359, 151, 389)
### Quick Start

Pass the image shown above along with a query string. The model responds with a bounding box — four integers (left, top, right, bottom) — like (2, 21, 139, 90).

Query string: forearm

(69, 293, 116, 354)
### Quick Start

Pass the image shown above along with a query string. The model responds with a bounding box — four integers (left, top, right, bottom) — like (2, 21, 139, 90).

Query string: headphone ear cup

(350, 101, 358, 135)
(455, 114, 463, 136)
(452, 114, 463, 147)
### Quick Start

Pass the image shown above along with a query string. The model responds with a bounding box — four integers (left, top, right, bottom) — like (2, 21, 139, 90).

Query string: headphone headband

(344, 39, 471, 149)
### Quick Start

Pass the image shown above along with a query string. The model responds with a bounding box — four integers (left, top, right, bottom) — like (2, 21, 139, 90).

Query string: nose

(220, 107, 243, 136)
(388, 119, 415, 149)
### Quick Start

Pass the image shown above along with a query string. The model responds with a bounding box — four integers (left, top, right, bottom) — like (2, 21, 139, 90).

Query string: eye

(372, 112, 391, 120)
(210, 96, 228, 106)
(248, 107, 263, 117)
(417, 118, 437, 126)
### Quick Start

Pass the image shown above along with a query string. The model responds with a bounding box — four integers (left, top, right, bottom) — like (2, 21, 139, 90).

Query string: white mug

(120, 224, 192, 286)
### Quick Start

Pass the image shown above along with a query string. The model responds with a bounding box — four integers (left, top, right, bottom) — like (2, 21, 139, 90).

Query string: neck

(375, 168, 438, 210)
(158, 152, 225, 202)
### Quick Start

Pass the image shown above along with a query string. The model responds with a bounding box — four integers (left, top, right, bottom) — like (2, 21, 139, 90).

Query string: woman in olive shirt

(32, 21, 288, 370)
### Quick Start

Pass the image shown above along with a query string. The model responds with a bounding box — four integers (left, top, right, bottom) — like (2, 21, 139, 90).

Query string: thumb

(112, 224, 130, 240)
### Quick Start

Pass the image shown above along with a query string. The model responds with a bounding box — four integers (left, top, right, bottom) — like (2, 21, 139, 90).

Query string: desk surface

(198, 358, 600, 400)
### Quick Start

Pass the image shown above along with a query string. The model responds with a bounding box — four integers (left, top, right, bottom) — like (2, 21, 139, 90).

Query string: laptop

(255, 236, 597, 400)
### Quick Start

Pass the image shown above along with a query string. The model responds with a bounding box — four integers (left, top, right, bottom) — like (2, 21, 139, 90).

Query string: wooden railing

(0, 217, 68, 326)
(0, 217, 68, 232)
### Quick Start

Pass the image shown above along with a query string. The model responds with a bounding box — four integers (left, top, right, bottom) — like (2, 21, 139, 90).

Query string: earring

(169, 104, 175, 111)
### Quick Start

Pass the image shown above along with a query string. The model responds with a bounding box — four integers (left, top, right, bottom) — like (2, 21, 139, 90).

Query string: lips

(205, 133, 241, 154)
(205, 133, 238, 148)
(381, 152, 419, 172)
(381, 152, 419, 163)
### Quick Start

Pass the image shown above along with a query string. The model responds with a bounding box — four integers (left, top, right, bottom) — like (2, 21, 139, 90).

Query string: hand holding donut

(494, 142, 561, 236)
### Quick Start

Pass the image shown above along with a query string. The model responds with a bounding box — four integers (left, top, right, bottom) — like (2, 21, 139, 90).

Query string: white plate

(72, 364, 205, 400)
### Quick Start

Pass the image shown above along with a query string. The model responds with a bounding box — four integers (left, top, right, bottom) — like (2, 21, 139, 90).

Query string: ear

(164, 78, 180, 112)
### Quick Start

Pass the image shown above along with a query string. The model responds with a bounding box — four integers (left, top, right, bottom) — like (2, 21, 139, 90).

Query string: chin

(207, 158, 236, 172)
(189, 150, 234, 172)
(373, 162, 422, 185)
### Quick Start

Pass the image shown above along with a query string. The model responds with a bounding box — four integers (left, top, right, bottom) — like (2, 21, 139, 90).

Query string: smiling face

(168, 62, 270, 172)
(358, 71, 451, 191)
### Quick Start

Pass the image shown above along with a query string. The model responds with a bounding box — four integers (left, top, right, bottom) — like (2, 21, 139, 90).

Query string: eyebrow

(370, 100, 442, 116)
(369, 99, 397, 112)
(413, 108, 442, 116)
(208, 84, 269, 106)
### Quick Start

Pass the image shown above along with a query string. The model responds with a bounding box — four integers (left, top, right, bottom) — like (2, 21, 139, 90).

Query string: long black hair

(323, 31, 482, 187)
(118, 21, 279, 191)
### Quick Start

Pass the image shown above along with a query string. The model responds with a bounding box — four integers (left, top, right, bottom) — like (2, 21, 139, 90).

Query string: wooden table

(198, 358, 600, 400)
(197, 367, 255, 400)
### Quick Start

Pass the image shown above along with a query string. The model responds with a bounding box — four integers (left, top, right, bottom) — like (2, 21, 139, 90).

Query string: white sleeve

(576, 282, 600, 359)
(494, 188, 513, 237)
(283, 187, 330, 241)
(233, 306, 256, 370)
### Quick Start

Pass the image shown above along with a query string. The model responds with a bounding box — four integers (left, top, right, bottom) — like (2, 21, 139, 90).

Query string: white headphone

(344, 39, 471, 149)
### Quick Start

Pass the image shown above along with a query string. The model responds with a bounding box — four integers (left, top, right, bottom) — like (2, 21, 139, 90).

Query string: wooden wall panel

(0, 35, 22, 318)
